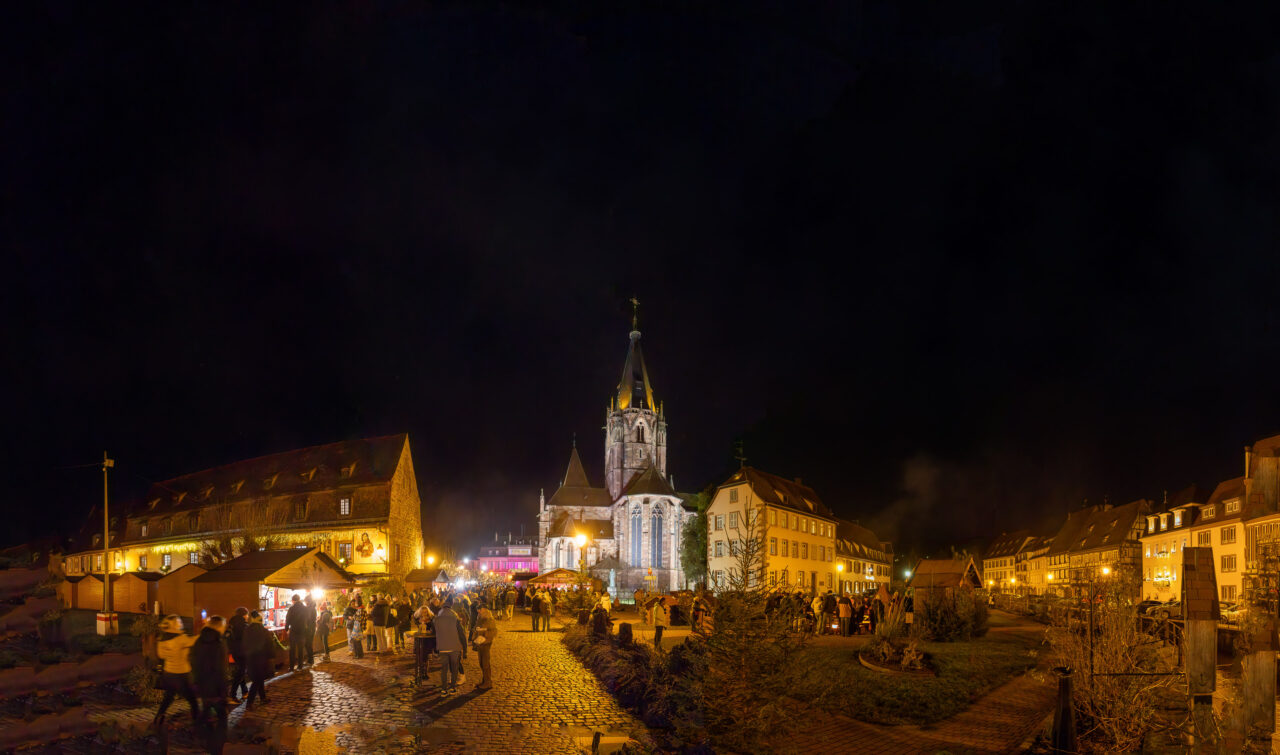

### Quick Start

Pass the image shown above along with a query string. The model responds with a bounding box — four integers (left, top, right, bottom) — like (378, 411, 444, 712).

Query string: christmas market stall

(112, 571, 162, 615)
(191, 547, 355, 634)
(156, 563, 206, 620)
(403, 568, 435, 592)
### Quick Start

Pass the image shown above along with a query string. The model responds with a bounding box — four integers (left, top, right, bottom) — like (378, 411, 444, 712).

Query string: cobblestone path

(83, 619, 650, 754)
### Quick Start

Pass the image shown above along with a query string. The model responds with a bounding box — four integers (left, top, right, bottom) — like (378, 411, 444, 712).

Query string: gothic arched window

(651, 510, 665, 568)
(630, 509, 643, 565)
(636, 423, 645, 443)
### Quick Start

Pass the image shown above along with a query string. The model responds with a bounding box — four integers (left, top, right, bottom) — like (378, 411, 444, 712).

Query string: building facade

(1190, 478, 1244, 603)
(537, 313, 694, 593)
(982, 530, 1032, 592)
(64, 435, 425, 583)
(835, 519, 893, 595)
(706, 467, 840, 595)
(1139, 490, 1201, 602)
(476, 536, 541, 580)
(1017, 536, 1052, 595)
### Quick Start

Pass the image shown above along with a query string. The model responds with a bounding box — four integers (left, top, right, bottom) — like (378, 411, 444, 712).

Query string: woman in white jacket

(153, 615, 200, 728)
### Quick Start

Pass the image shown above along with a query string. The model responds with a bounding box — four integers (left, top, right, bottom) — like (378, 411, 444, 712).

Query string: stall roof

(403, 568, 434, 584)
(527, 568, 582, 584)
(191, 547, 355, 588)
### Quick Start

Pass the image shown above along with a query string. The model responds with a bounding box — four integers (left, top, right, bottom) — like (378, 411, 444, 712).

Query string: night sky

(6, 3, 1280, 559)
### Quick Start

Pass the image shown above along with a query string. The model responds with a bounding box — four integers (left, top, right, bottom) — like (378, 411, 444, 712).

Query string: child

(349, 609, 366, 659)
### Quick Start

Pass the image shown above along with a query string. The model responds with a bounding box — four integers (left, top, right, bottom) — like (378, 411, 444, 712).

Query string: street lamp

(1101, 566, 1111, 576)
(427, 555, 436, 566)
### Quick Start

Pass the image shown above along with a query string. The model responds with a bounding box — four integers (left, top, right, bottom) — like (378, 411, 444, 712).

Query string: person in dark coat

(530, 590, 541, 632)
(242, 611, 273, 708)
(395, 597, 412, 650)
(192, 615, 229, 753)
(317, 603, 333, 662)
(284, 594, 308, 671)
(226, 607, 249, 702)
(303, 595, 318, 666)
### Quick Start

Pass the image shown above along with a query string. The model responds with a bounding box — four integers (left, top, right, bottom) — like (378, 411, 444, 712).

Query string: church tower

(605, 301, 668, 499)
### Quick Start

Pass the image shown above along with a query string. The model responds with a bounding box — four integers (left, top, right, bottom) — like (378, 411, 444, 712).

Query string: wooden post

(1181, 547, 1218, 751)
(1242, 617, 1278, 743)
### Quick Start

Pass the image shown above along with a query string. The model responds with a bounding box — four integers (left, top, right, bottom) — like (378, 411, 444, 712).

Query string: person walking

(284, 594, 308, 671)
(504, 587, 517, 620)
(433, 598, 468, 695)
(153, 615, 200, 729)
(472, 606, 498, 690)
(191, 615, 229, 754)
(316, 602, 333, 662)
(530, 589, 541, 631)
(348, 609, 366, 659)
(242, 611, 273, 708)
(226, 607, 250, 703)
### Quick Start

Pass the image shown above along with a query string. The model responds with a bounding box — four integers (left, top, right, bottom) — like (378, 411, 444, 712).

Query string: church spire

(616, 299, 656, 411)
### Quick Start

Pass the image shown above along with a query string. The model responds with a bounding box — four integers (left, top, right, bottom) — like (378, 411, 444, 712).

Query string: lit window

(1203, 506, 1215, 519)
(770, 509, 777, 526)
(1226, 500, 1240, 514)
(781, 538, 788, 556)
(1221, 527, 1237, 545)
(770, 538, 777, 555)
(189, 551, 199, 565)
(139, 555, 147, 570)
(338, 542, 353, 562)
(1174, 511, 1182, 526)
(141, 522, 149, 537)
(339, 497, 351, 516)
(162, 553, 172, 569)
(293, 500, 307, 521)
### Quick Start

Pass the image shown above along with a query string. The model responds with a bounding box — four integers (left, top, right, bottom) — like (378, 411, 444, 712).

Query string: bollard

(1051, 666, 1077, 754)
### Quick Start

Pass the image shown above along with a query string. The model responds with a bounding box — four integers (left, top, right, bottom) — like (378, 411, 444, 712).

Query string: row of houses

(978, 434, 1280, 605)
(704, 466, 894, 596)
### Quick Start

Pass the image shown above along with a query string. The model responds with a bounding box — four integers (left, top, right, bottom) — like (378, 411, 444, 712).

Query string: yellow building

(1188, 477, 1245, 604)
(64, 435, 425, 590)
(1017, 536, 1053, 596)
(1139, 492, 1201, 602)
(982, 531, 1032, 593)
(705, 467, 837, 595)
(835, 519, 892, 595)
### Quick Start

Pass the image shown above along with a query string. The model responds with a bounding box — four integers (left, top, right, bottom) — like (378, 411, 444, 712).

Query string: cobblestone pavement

(81, 617, 650, 754)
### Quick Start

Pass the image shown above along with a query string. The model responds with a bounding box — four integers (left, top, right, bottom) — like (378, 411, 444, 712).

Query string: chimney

(1246, 445, 1253, 480)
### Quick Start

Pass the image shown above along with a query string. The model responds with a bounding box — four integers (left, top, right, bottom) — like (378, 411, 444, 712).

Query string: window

(801, 543, 809, 559)
(1160, 515, 1167, 531)
(1222, 585, 1238, 601)
(770, 509, 777, 526)
(792, 515, 798, 531)
(715, 541, 724, 558)
(1221, 526, 1237, 545)
(631, 511, 643, 565)
(1226, 499, 1240, 514)
(1147, 518, 1155, 532)
(338, 542, 353, 562)
(95, 554, 103, 571)
(770, 537, 777, 555)
(189, 551, 199, 565)
(729, 488, 739, 503)
(769, 571, 777, 586)
(729, 512, 739, 529)
(339, 497, 351, 516)
(1174, 511, 1182, 526)
(188, 512, 200, 531)
(636, 425, 645, 443)
(163, 519, 173, 535)
(1197, 532, 1211, 546)
(796, 572, 805, 587)
(1203, 506, 1215, 519)
(781, 539, 788, 556)
(818, 545, 825, 561)
(652, 511, 665, 568)
(1222, 554, 1237, 572)
(293, 500, 307, 521)
(715, 515, 725, 531)
(792, 542, 799, 558)
(141, 522, 149, 537)
(394, 544, 402, 563)
(162, 553, 172, 569)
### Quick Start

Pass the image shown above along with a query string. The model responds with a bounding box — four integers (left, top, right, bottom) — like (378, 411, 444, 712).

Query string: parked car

(1147, 600, 1181, 619)
(1136, 599, 1163, 615)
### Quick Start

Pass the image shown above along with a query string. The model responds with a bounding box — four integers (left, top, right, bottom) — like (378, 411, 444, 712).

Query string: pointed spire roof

(616, 299, 656, 411)
(563, 447, 591, 488)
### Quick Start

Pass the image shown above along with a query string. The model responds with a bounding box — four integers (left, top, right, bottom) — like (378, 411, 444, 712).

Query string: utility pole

(98, 452, 117, 636)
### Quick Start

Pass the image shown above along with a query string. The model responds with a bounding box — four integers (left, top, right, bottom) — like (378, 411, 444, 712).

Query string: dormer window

(339, 497, 351, 517)
(229, 480, 244, 494)
(200, 485, 215, 500)
(141, 521, 149, 537)
(173, 491, 187, 506)
(293, 500, 307, 521)
(263, 474, 277, 490)
(187, 512, 200, 531)
(300, 468, 316, 483)
(92, 534, 101, 547)
(148, 498, 160, 511)
(1203, 506, 1215, 520)
(341, 462, 357, 479)
(1174, 511, 1182, 526)
(1147, 517, 1155, 532)
(1160, 515, 1168, 531)
(163, 518, 173, 535)
(1226, 499, 1240, 514)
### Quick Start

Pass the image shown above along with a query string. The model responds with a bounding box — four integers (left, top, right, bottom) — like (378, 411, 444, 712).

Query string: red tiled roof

(983, 530, 1032, 560)
(719, 467, 836, 519)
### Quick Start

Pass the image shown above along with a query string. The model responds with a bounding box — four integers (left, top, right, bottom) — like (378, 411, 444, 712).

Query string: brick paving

(80, 617, 650, 754)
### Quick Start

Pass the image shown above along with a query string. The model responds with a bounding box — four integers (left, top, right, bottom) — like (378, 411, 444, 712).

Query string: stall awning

(191, 547, 356, 589)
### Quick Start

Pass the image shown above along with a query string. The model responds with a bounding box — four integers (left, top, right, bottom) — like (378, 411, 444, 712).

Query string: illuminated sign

(508, 547, 532, 556)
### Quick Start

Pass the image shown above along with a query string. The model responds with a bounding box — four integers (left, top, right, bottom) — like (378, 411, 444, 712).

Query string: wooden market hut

(528, 567, 603, 591)
(157, 563, 206, 620)
(112, 571, 162, 615)
(191, 547, 355, 630)
(57, 575, 83, 609)
(403, 568, 435, 592)
(908, 557, 983, 600)
(74, 574, 104, 610)
(432, 570, 455, 591)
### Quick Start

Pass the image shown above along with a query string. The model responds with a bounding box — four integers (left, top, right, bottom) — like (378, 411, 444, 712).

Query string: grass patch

(786, 630, 1041, 725)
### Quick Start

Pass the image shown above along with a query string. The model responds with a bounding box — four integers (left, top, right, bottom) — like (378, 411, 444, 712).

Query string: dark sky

(5, 2, 1280, 558)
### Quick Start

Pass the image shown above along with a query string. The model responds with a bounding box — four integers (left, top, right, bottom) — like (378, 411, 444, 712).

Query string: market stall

(191, 547, 355, 633)
(112, 571, 162, 615)
(156, 563, 206, 620)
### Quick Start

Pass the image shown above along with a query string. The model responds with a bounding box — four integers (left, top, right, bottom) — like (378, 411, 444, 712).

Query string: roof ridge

(158, 434, 407, 486)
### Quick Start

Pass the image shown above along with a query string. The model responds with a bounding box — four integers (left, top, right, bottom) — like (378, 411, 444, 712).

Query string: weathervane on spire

(630, 296, 640, 330)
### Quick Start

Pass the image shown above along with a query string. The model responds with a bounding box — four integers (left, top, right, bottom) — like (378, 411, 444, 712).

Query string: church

(538, 308, 694, 594)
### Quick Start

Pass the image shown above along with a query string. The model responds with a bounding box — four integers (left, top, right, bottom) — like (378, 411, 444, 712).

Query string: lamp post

(98, 452, 117, 636)
(375, 545, 387, 574)
(837, 562, 844, 595)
